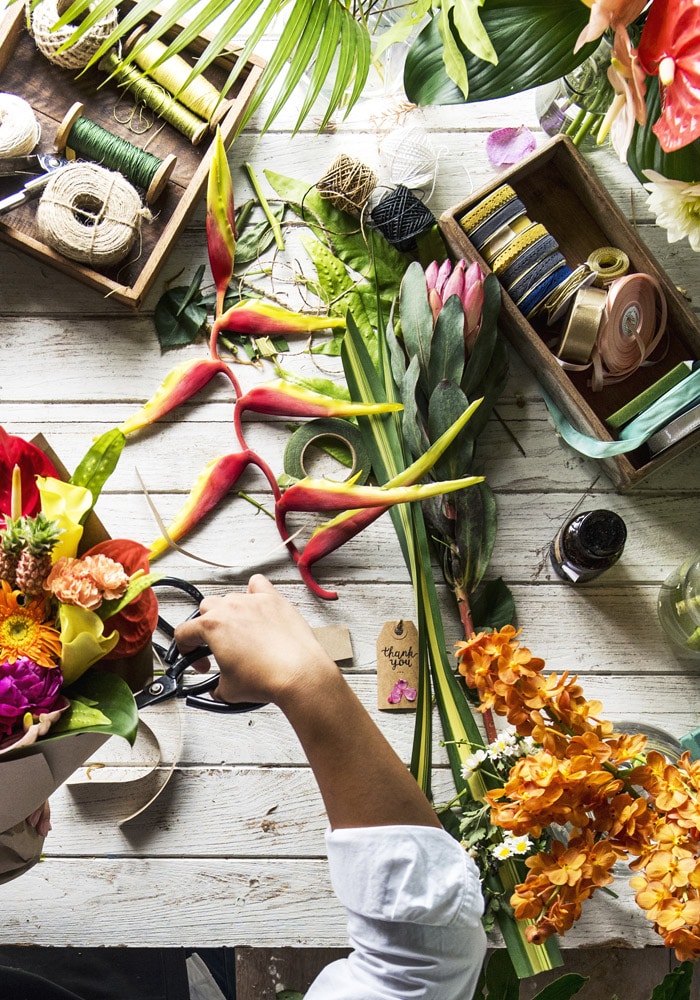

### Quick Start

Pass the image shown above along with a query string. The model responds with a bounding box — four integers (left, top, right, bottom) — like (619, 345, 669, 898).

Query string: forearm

(278, 661, 440, 830)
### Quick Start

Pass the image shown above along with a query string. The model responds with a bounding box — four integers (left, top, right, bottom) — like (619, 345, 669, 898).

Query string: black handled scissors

(0, 153, 70, 215)
(135, 577, 265, 714)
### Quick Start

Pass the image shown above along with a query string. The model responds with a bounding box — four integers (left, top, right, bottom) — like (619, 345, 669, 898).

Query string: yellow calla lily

(59, 604, 119, 685)
(36, 476, 92, 559)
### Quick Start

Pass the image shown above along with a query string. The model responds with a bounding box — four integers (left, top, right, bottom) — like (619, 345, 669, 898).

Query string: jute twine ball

(370, 185, 435, 252)
(316, 153, 378, 216)
(36, 162, 152, 267)
(28, 0, 119, 70)
(0, 93, 40, 157)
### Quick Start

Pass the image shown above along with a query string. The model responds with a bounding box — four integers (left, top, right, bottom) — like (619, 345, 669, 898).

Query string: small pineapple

(15, 513, 63, 597)
(0, 518, 24, 589)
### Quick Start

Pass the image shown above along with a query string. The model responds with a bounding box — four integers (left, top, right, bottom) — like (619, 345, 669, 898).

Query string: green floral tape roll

(283, 418, 371, 484)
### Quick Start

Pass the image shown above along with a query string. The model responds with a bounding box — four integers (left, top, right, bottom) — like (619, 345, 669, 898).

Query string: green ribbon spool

(283, 418, 371, 484)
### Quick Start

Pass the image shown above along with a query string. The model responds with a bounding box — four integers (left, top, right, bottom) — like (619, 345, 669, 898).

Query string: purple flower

(0, 656, 64, 737)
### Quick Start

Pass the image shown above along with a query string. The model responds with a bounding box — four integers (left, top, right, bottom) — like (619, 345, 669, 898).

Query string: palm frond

(49, 0, 373, 134)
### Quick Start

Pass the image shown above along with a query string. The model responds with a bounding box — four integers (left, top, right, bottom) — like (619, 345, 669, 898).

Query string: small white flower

(504, 834, 532, 856)
(461, 748, 487, 779)
(491, 842, 513, 861)
(518, 736, 538, 755)
(488, 728, 518, 758)
(643, 170, 700, 253)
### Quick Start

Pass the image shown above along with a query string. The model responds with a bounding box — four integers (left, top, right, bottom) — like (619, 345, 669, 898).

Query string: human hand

(174, 574, 337, 707)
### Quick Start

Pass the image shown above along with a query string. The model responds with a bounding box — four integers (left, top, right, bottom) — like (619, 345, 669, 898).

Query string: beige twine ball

(316, 153, 378, 216)
(0, 93, 40, 157)
(28, 0, 119, 70)
(36, 162, 152, 268)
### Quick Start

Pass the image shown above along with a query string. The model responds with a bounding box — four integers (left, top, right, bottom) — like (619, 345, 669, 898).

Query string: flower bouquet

(0, 427, 158, 883)
(455, 625, 700, 962)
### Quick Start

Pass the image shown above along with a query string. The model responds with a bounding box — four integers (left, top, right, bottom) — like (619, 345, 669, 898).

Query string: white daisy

(643, 170, 700, 253)
(491, 842, 513, 861)
(504, 834, 532, 856)
(461, 748, 487, 780)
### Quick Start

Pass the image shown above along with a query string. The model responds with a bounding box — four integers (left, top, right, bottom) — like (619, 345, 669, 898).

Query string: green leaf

(648, 961, 695, 1000)
(235, 204, 286, 266)
(98, 572, 161, 621)
(428, 296, 466, 392)
(470, 576, 515, 632)
(154, 285, 208, 349)
(404, 0, 597, 106)
(532, 973, 588, 1000)
(437, 1, 470, 99)
(399, 261, 434, 395)
(484, 949, 519, 1000)
(462, 273, 501, 398)
(50, 670, 139, 745)
(402, 355, 429, 461)
(177, 264, 206, 316)
(451, 0, 498, 65)
(627, 76, 700, 184)
(427, 379, 471, 479)
(70, 428, 126, 508)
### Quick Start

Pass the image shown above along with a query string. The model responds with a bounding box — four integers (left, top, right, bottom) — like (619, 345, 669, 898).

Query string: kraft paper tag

(376, 620, 419, 711)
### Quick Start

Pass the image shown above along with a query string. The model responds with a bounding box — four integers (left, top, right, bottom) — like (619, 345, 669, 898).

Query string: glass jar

(657, 553, 700, 656)
(535, 38, 615, 147)
(550, 509, 627, 584)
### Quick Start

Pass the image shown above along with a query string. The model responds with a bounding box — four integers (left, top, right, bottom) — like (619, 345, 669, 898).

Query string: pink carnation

(45, 554, 129, 611)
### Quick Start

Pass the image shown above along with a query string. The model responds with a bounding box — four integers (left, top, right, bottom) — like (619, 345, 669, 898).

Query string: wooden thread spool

(55, 102, 176, 204)
(125, 25, 231, 131)
(99, 50, 209, 146)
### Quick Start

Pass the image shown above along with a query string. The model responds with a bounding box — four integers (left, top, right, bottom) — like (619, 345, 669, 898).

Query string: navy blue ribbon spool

(499, 233, 559, 288)
(518, 264, 573, 318)
(468, 197, 528, 250)
(506, 250, 568, 301)
(370, 185, 435, 252)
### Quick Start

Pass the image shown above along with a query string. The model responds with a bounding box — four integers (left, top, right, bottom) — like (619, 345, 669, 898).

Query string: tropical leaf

(404, 0, 597, 106)
(54, 0, 371, 134)
(428, 296, 466, 391)
(627, 76, 700, 184)
(49, 671, 139, 746)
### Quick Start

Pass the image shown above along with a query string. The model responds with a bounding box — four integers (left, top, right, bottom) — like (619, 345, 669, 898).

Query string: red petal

(0, 427, 60, 517)
(639, 0, 700, 151)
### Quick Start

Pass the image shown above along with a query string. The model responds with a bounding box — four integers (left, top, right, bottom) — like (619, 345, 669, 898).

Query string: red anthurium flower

(638, 0, 700, 152)
(83, 540, 158, 658)
(0, 427, 59, 518)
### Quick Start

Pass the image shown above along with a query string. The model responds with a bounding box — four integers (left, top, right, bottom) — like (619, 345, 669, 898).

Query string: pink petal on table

(486, 126, 536, 167)
(387, 684, 403, 704)
(403, 686, 418, 702)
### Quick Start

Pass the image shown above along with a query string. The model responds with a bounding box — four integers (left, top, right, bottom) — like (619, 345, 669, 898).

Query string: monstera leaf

(405, 0, 597, 105)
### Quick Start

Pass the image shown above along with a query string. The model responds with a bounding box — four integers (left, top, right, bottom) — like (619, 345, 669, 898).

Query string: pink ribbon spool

(590, 273, 668, 391)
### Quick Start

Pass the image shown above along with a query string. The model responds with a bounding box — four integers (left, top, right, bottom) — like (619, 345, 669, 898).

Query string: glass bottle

(535, 38, 615, 148)
(657, 552, 700, 656)
(550, 509, 627, 584)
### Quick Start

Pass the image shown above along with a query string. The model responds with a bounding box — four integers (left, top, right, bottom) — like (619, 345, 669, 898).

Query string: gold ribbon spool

(556, 285, 608, 364)
(458, 183, 517, 234)
(490, 222, 550, 275)
(480, 213, 531, 263)
(587, 246, 630, 287)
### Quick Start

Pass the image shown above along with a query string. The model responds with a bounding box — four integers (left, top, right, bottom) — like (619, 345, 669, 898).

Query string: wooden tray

(0, 3, 263, 308)
(439, 135, 700, 490)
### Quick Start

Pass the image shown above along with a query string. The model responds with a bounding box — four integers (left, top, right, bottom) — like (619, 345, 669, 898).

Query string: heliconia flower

(211, 300, 347, 357)
(206, 128, 236, 318)
(0, 427, 59, 519)
(118, 358, 240, 437)
(235, 379, 401, 431)
(424, 259, 486, 354)
(149, 451, 256, 559)
(638, 0, 700, 152)
(278, 474, 484, 516)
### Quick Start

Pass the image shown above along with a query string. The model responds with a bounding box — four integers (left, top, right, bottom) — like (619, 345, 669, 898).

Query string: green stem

(244, 162, 285, 250)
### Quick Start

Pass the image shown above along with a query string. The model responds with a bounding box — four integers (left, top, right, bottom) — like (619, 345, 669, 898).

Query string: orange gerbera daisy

(0, 581, 61, 668)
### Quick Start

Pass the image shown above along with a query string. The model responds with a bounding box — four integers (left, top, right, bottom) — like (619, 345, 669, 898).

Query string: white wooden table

(1, 77, 699, 965)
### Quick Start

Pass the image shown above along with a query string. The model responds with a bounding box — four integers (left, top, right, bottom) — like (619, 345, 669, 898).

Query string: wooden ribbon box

(439, 135, 700, 490)
(0, 3, 263, 308)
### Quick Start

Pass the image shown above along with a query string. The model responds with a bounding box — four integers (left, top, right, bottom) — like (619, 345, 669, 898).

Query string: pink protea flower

(425, 258, 486, 355)
(0, 655, 64, 739)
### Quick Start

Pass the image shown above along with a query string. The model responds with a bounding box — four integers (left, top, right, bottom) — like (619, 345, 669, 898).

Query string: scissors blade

(0, 153, 68, 177)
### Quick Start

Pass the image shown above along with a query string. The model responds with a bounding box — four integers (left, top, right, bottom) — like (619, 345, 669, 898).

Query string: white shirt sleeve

(305, 824, 486, 1000)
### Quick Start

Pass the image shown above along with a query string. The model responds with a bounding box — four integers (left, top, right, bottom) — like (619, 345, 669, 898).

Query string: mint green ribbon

(542, 368, 700, 458)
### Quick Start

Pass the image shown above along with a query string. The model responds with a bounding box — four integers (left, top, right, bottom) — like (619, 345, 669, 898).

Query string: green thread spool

(125, 25, 230, 132)
(55, 102, 176, 204)
(99, 50, 208, 146)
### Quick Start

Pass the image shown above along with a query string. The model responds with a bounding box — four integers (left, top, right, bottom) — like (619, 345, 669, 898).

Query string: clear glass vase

(657, 552, 700, 656)
(535, 38, 615, 148)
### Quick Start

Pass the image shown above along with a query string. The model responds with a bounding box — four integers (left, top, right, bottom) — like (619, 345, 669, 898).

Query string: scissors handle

(181, 673, 266, 713)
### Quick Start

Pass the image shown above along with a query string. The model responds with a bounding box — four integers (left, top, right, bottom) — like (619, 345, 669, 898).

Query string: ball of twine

(379, 124, 440, 196)
(370, 185, 435, 252)
(28, 0, 119, 70)
(0, 93, 40, 157)
(36, 162, 152, 267)
(316, 153, 378, 216)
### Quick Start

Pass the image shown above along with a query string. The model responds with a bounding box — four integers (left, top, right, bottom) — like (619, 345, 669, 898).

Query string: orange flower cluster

(455, 627, 700, 961)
